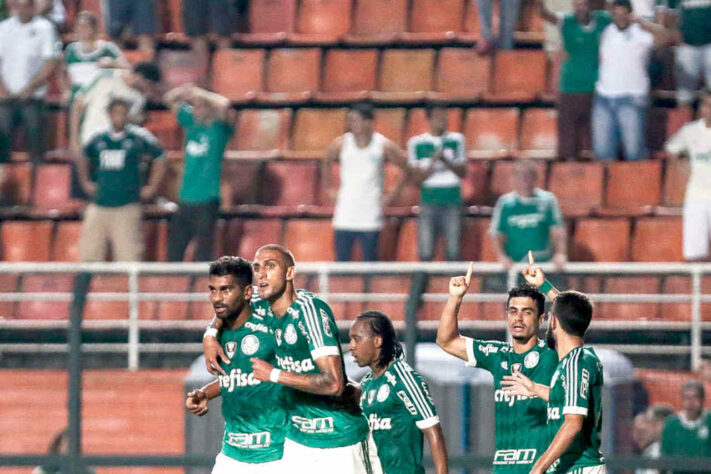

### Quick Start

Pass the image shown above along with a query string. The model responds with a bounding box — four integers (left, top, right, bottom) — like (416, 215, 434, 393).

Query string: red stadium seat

(430, 48, 490, 101)
(83, 275, 129, 320)
(405, 108, 463, 142)
(661, 276, 711, 322)
(211, 49, 264, 103)
(378, 218, 400, 261)
(548, 162, 603, 216)
(139, 276, 191, 320)
(325, 275, 366, 320)
(374, 108, 406, 148)
(144, 110, 182, 151)
(292, 0, 352, 44)
(0, 163, 32, 206)
(223, 219, 284, 258)
(367, 275, 411, 320)
(395, 218, 418, 261)
(605, 161, 662, 211)
(518, 108, 558, 159)
(284, 219, 335, 261)
(372, 49, 435, 103)
(487, 50, 546, 101)
(572, 218, 630, 261)
(142, 219, 168, 262)
(287, 108, 347, 159)
(637, 369, 711, 409)
(240, 0, 296, 43)
(158, 50, 208, 90)
(461, 161, 490, 205)
(662, 160, 689, 207)
(631, 217, 683, 262)
(598, 277, 661, 320)
(461, 217, 497, 262)
(666, 107, 692, 140)
(257, 48, 321, 104)
(420, 275, 484, 321)
(315, 49, 377, 103)
(345, 0, 408, 44)
(402, 0, 464, 42)
(18, 274, 73, 319)
(52, 221, 83, 262)
(464, 108, 519, 159)
(231, 108, 291, 158)
(489, 161, 546, 204)
(384, 163, 420, 208)
(1, 221, 52, 261)
(0, 274, 18, 318)
(33, 164, 80, 211)
(260, 161, 319, 206)
(221, 161, 261, 206)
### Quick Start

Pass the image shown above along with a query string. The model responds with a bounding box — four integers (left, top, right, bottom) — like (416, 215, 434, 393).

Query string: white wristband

(203, 327, 218, 339)
(269, 368, 282, 383)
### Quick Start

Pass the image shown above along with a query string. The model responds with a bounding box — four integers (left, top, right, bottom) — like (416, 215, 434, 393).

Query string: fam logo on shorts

(524, 351, 539, 369)
(377, 384, 390, 402)
(241, 335, 259, 356)
(285, 324, 298, 345)
(225, 341, 237, 359)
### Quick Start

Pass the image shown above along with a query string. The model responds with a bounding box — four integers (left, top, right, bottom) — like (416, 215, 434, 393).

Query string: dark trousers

(0, 99, 45, 163)
(335, 230, 380, 262)
(558, 92, 593, 160)
(167, 200, 219, 262)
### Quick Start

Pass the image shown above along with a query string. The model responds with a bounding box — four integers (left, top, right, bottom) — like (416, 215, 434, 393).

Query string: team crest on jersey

(320, 309, 332, 337)
(284, 324, 298, 344)
(699, 426, 709, 440)
(511, 363, 522, 374)
(225, 341, 237, 359)
(275, 329, 283, 346)
(368, 389, 376, 405)
(241, 335, 259, 356)
(524, 351, 539, 369)
(377, 384, 390, 402)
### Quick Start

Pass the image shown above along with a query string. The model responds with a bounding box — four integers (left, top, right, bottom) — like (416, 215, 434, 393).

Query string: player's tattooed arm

(529, 414, 585, 474)
(251, 355, 346, 396)
(185, 380, 221, 417)
(423, 424, 449, 474)
(501, 371, 550, 402)
(436, 262, 474, 361)
(203, 316, 230, 376)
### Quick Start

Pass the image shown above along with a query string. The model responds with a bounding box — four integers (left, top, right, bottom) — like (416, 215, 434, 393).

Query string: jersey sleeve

(462, 338, 504, 372)
(176, 104, 194, 128)
(562, 351, 599, 416)
(547, 193, 564, 228)
(299, 297, 340, 360)
(393, 363, 440, 429)
(489, 196, 507, 235)
(136, 128, 165, 160)
(665, 124, 689, 155)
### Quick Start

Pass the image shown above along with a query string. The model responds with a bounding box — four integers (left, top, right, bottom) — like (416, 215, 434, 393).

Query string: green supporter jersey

(217, 313, 287, 463)
(360, 359, 440, 474)
(407, 132, 466, 206)
(176, 105, 233, 204)
(661, 0, 711, 46)
(465, 338, 558, 472)
(254, 290, 370, 448)
(559, 11, 612, 93)
(660, 411, 711, 474)
(546, 346, 605, 473)
(490, 188, 564, 262)
(64, 41, 123, 98)
(83, 125, 164, 207)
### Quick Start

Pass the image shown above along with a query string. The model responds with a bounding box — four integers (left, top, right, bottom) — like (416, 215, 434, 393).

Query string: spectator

(0, 0, 61, 163)
(104, 0, 158, 54)
(163, 85, 236, 262)
(61, 10, 128, 105)
(182, 0, 237, 56)
(475, 0, 521, 53)
(633, 404, 675, 474)
(76, 98, 166, 262)
(592, 0, 671, 161)
(665, 90, 711, 262)
(661, 380, 711, 474)
(490, 160, 567, 270)
(323, 103, 411, 262)
(35, 0, 65, 30)
(407, 105, 466, 261)
(538, 0, 611, 160)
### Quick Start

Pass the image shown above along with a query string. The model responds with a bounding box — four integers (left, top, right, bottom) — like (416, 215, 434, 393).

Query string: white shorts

(211, 451, 283, 474)
(683, 201, 711, 260)
(282, 435, 382, 474)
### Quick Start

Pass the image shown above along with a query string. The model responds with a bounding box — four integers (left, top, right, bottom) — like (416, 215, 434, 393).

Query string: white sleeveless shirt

(332, 132, 387, 231)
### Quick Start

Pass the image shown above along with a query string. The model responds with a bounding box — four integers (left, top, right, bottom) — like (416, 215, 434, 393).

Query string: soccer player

(436, 261, 558, 472)
(203, 244, 380, 474)
(349, 310, 449, 474)
(185, 256, 287, 473)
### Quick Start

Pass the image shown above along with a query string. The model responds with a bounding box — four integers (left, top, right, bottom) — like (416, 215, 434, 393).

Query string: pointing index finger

(465, 262, 474, 285)
(528, 250, 534, 266)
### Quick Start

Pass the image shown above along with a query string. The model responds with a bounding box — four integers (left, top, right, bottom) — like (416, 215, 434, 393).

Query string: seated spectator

(474, 0, 521, 53)
(407, 105, 466, 261)
(163, 85, 236, 262)
(182, 0, 237, 55)
(538, 0, 611, 160)
(104, 0, 158, 54)
(0, 0, 61, 164)
(61, 10, 128, 105)
(77, 98, 166, 261)
(593, 0, 672, 161)
(665, 90, 711, 262)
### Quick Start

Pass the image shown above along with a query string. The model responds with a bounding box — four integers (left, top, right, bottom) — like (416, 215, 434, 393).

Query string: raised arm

(536, 0, 560, 25)
(252, 354, 345, 396)
(436, 262, 474, 360)
(523, 251, 559, 300)
(162, 84, 194, 114)
(633, 15, 676, 46)
(423, 424, 449, 474)
(530, 414, 585, 474)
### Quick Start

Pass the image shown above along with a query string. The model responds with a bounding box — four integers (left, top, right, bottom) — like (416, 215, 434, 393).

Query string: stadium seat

(464, 108, 519, 159)
(661, 276, 711, 322)
(460, 0, 485, 40)
(366, 275, 411, 320)
(145, 110, 182, 151)
(291, 0, 352, 44)
(211, 49, 264, 103)
(47, 110, 67, 150)
(374, 108, 407, 148)
(598, 277, 661, 320)
(666, 107, 692, 140)
(315, 49, 378, 103)
(489, 161, 546, 204)
(395, 219, 418, 261)
(139, 276, 191, 320)
(52, 221, 83, 262)
(572, 218, 630, 261)
(324, 275, 366, 320)
(382, 162, 420, 209)
(605, 161, 662, 211)
(143, 219, 168, 262)
(260, 161, 319, 206)
(221, 161, 261, 206)
(461, 217, 497, 262)
(401, 0, 464, 43)
(378, 218, 400, 261)
(287, 108, 347, 159)
(372, 49, 435, 103)
(223, 219, 284, 258)
(17, 274, 73, 319)
(158, 49, 208, 90)
(0, 163, 32, 206)
(239, 0, 296, 43)
(486, 50, 547, 101)
(548, 162, 603, 216)
(430, 48, 490, 101)
(231, 108, 291, 158)
(32, 164, 79, 212)
(1, 221, 52, 261)
(257, 48, 321, 104)
(662, 160, 689, 207)
(636, 369, 711, 409)
(284, 219, 335, 261)
(461, 161, 490, 204)
(83, 275, 129, 320)
(631, 217, 683, 262)
(345, 0, 408, 44)
(0, 274, 18, 318)
(420, 275, 484, 321)
(517, 108, 558, 159)
(405, 108, 463, 142)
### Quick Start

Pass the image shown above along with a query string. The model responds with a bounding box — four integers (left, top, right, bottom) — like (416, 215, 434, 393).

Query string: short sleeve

(83, 135, 100, 160)
(298, 296, 340, 360)
(136, 128, 164, 160)
(393, 363, 440, 429)
(177, 104, 194, 128)
(462, 337, 505, 372)
(490, 196, 507, 235)
(105, 41, 123, 60)
(665, 124, 689, 155)
(562, 350, 597, 416)
(548, 194, 564, 228)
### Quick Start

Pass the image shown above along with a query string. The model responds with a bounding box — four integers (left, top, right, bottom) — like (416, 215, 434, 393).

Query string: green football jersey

(407, 132, 466, 206)
(64, 40, 123, 98)
(464, 337, 558, 472)
(546, 346, 605, 473)
(660, 411, 711, 474)
(360, 359, 440, 474)
(217, 312, 287, 463)
(255, 290, 370, 448)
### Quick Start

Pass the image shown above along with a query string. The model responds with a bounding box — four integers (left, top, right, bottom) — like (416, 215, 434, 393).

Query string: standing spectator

(0, 0, 61, 163)
(182, 0, 237, 55)
(77, 98, 166, 261)
(593, 0, 671, 161)
(633, 403, 675, 474)
(323, 103, 411, 262)
(61, 11, 128, 105)
(163, 85, 236, 262)
(474, 0, 521, 53)
(407, 105, 466, 261)
(661, 381, 711, 474)
(538, 0, 611, 160)
(104, 0, 158, 54)
(490, 160, 567, 269)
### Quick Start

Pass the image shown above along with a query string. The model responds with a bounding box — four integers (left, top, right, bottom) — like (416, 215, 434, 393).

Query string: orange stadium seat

(316, 49, 378, 103)
(464, 108, 519, 159)
(372, 49, 435, 103)
(605, 161, 662, 211)
(260, 161, 319, 206)
(374, 108, 406, 147)
(33, 164, 77, 211)
(461, 217, 496, 262)
(461, 0, 485, 39)
(145, 110, 182, 151)
(292, 0, 352, 44)
(211, 49, 264, 103)
(489, 161, 546, 204)
(287, 108, 347, 159)
(83, 275, 129, 320)
(430, 48, 490, 101)
(666, 107, 692, 140)
(0, 274, 18, 318)
(0, 163, 32, 206)
(221, 161, 261, 205)
(378, 218, 400, 261)
(223, 219, 284, 258)
(345, 0, 408, 43)
(518, 108, 558, 159)
(284, 219, 335, 261)
(238, 0, 295, 43)
(231, 108, 292, 158)
(139, 276, 191, 320)
(662, 160, 689, 207)
(572, 218, 630, 261)
(403, 0, 465, 42)
(487, 50, 547, 101)
(383, 162, 420, 208)
(598, 277, 661, 320)
(661, 276, 711, 321)
(258, 48, 321, 104)
(123, 49, 154, 66)
(325, 275, 366, 320)
(367, 275, 411, 320)
(548, 162, 603, 216)
(143, 219, 168, 262)
(461, 161, 490, 204)
(420, 274, 484, 321)
(395, 219, 418, 261)
(1, 221, 52, 261)
(636, 369, 711, 409)
(405, 108, 463, 142)
(17, 274, 73, 319)
(632, 217, 683, 262)
(158, 49, 208, 90)
(52, 221, 83, 262)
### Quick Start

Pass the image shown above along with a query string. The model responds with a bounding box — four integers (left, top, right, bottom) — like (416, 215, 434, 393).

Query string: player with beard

(436, 260, 558, 472)
(202, 244, 380, 474)
(185, 256, 287, 473)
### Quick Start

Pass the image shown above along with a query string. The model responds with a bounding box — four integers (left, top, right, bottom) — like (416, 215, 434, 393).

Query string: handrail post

(128, 265, 139, 370)
(691, 266, 702, 371)
(318, 266, 329, 302)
